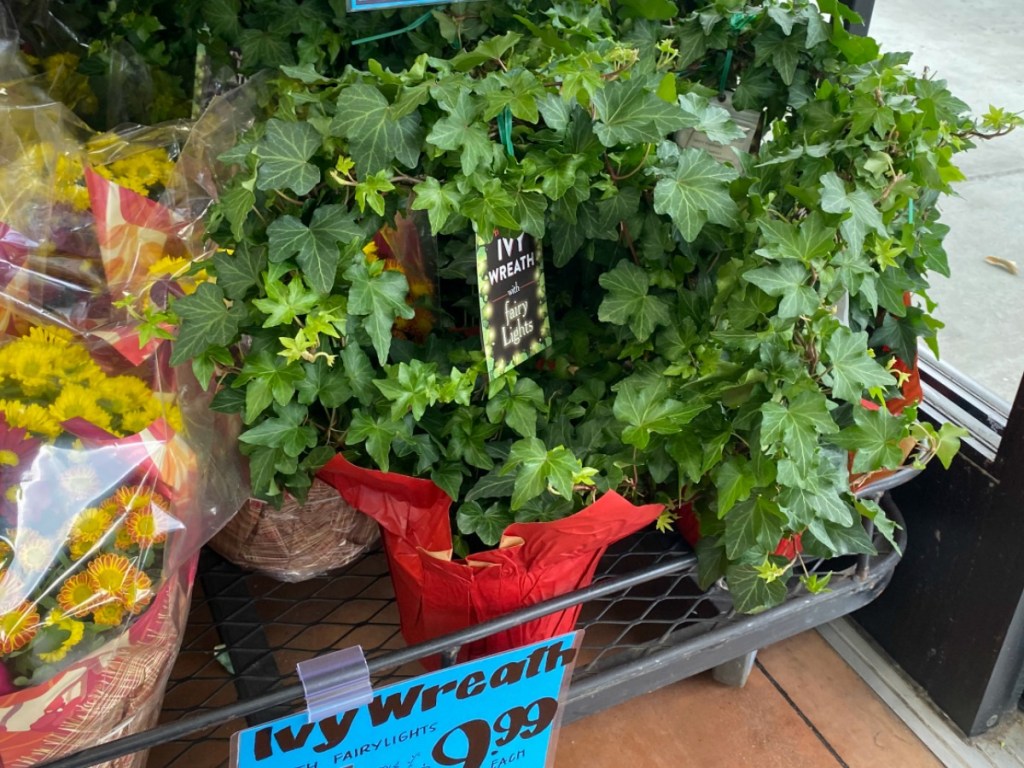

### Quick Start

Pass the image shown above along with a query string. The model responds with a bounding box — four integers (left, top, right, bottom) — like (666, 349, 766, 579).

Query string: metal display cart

(38, 483, 909, 768)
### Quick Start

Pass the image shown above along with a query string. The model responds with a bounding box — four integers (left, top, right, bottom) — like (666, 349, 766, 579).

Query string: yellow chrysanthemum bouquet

(0, 24, 248, 768)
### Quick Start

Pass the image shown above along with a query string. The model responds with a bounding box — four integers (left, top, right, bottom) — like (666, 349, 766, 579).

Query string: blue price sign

(349, 0, 478, 11)
(232, 632, 582, 768)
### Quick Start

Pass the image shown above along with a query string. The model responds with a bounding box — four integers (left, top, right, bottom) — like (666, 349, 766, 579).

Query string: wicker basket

(210, 478, 380, 582)
(0, 558, 196, 768)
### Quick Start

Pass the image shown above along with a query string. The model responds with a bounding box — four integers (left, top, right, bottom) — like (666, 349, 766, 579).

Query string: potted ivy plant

(166, 0, 1015, 622)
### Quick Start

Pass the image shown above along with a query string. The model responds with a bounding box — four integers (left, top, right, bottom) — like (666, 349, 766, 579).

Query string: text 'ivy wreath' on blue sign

(231, 632, 582, 768)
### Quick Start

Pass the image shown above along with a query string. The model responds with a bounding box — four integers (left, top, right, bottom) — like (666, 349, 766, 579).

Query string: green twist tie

(498, 106, 515, 158)
(352, 11, 432, 46)
(730, 12, 755, 30)
(719, 14, 753, 96)
(719, 48, 735, 96)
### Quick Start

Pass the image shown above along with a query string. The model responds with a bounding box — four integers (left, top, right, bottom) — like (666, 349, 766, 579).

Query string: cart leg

(713, 650, 758, 687)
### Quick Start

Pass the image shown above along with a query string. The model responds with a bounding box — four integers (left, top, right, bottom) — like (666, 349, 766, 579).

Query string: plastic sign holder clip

(296, 645, 372, 723)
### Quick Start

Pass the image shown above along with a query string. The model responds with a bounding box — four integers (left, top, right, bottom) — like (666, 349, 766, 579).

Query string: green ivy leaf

(238, 28, 294, 69)
(820, 172, 886, 255)
(806, 517, 877, 557)
(256, 118, 321, 196)
(447, 408, 499, 471)
(340, 343, 376, 406)
(505, 437, 582, 510)
(832, 406, 907, 473)
(355, 172, 396, 216)
(826, 327, 895, 403)
(597, 260, 671, 342)
(456, 501, 514, 546)
(483, 70, 545, 123)
(592, 78, 688, 147)
(213, 243, 267, 302)
(235, 351, 306, 424)
(345, 259, 416, 364)
(218, 185, 256, 241)
(756, 214, 836, 265)
(170, 283, 247, 365)
(713, 456, 757, 518)
(761, 392, 839, 474)
(677, 93, 746, 144)
(724, 497, 786, 560)
(239, 403, 318, 458)
(726, 562, 789, 614)
(462, 178, 522, 233)
(855, 498, 902, 554)
(267, 205, 362, 293)
(331, 84, 421, 175)
(695, 536, 728, 589)
(425, 91, 495, 176)
(654, 148, 739, 242)
(346, 409, 406, 472)
(412, 177, 465, 234)
(374, 360, 439, 420)
(465, 470, 516, 503)
(252, 275, 320, 327)
(486, 378, 546, 438)
(613, 382, 707, 450)
(297, 358, 351, 409)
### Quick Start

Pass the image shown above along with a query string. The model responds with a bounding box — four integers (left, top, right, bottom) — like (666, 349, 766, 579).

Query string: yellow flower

(92, 602, 125, 627)
(96, 375, 156, 416)
(119, 407, 160, 436)
(121, 149, 174, 188)
(26, 326, 74, 346)
(0, 401, 61, 439)
(38, 609, 86, 663)
(70, 506, 115, 545)
(147, 256, 191, 280)
(49, 384, 114, 433)
(3, 342, 63, 398)
(57, 572, 106, 617)
(86, 553, 134, 596)
(0, 601, 39, 654)
(166, 404, 184, 433)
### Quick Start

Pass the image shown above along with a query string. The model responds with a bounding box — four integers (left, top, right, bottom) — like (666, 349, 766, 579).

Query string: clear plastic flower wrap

(0, 38, 247, 768)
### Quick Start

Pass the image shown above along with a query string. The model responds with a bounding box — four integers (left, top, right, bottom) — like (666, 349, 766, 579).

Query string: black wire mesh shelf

(41, 496, 906, 768)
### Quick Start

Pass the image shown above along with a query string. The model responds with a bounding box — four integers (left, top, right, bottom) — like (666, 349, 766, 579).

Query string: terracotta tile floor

(556, 630, 940, 768)
(146, 628, 939, 767)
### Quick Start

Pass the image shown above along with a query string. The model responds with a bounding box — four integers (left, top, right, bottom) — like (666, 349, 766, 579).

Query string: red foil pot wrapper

(317, 455, 663, 668)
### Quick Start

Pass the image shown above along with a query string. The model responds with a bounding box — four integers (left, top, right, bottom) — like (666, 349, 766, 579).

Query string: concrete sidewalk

(870, 0, 1024, 404)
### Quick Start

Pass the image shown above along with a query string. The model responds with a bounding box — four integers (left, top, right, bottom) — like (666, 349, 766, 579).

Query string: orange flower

(122, 570, 153, 615)
(114, 485, 154, 513)
(86, 553, 134, 596)
(125, 506, 168, 547)
(0, 601, 40, 653)
(56, 572, 107, 617)
(114, 525, 135, 551)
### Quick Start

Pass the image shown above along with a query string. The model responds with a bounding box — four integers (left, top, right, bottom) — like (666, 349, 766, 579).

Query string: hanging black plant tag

(475, 231, 552, 378)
